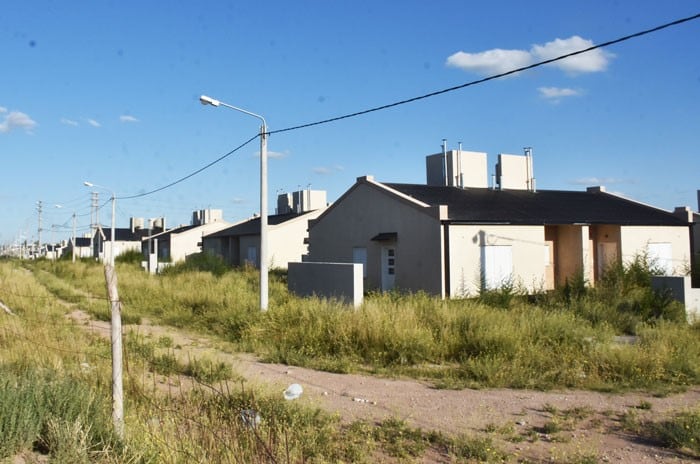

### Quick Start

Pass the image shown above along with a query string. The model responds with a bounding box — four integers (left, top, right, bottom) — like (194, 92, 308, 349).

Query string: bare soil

(69, 310, 700, 463)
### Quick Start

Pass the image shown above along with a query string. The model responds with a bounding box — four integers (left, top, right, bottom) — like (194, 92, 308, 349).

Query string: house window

(246, 246, 258, 267)
(352, 247, 367, 278)
(647, 242, 673, 275)
(482, 245, 513, 290)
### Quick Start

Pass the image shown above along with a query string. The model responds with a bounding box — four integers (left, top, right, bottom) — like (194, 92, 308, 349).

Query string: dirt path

(69, 310, 700, 463)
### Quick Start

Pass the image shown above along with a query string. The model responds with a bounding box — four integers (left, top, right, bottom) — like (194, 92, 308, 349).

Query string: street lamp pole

(83, 181, 123, 437)
(199, 94, 269, 311)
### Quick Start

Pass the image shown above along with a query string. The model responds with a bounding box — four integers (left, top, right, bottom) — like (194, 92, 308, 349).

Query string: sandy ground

(69, 310, 700, 463)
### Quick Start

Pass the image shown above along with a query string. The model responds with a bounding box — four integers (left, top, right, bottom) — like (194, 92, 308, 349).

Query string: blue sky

(2, 1, 699, 246)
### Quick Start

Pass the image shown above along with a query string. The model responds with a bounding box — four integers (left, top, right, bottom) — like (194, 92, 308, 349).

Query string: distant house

(305, 147, 692, 298)
(45, 243, 64, 261)
(65, 236, 92, 259)
(92, 217, 164, 262)
(142, 209, 231, 272)
(203, 189, 328, 269)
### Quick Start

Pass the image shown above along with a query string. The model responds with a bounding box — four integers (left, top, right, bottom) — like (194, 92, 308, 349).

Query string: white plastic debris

(283, 383, 303, 400)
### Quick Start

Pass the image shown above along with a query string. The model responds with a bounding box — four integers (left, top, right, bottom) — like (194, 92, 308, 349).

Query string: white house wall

(267, 212, 323, 269)
(620, 226, 691, 275)
(307, 182, 444, 295)
(169, 222, 230, 263)
(448, 224, 546, 296)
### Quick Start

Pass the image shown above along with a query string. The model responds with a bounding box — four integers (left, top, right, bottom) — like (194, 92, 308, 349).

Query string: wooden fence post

(104, 264, 124, 439)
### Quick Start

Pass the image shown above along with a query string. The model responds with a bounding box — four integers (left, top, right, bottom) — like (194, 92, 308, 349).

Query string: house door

(381, 246, 396, 291)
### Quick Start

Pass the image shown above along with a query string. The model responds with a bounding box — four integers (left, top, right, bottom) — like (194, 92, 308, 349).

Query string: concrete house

(65, 236, 92, 259)
(142, 210, 231, 272)
(93, 217, 162, 262)
(305, 147, 692, 298)
(203, 189, 328, 270)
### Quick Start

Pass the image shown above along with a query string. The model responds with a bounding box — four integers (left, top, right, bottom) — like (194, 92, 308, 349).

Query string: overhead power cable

(268, 12, 700, 135)
(117, 134, 259, 200)
(115, 12, 699, 201)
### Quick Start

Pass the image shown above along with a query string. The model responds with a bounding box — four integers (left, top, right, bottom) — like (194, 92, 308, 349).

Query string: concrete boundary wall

(288, 262, 363, 308)
(651, 276, 700, 322)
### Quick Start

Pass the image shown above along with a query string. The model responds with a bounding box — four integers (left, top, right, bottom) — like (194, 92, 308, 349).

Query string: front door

(381, 246, 396, 291)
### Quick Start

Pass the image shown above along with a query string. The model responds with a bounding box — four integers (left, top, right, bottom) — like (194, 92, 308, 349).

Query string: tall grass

(5, 256, 700, 461)
(18, 256, 700, 392)
(0, 367, 118, 461)
(3, 259, 495, 462)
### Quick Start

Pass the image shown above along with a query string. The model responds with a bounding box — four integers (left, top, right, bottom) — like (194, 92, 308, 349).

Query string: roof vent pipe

(442, 139, 448, 186)
(524, 147, 535, 192)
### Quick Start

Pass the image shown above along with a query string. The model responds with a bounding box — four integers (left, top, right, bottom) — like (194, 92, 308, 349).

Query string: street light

(83, 181, 123, 438)
(199, 94, 269, 311)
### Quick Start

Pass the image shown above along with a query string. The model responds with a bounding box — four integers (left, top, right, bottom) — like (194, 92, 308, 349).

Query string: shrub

(0, 367, 117, 460)
(115, 249, 143, 265)
(160, 252, 229, 277)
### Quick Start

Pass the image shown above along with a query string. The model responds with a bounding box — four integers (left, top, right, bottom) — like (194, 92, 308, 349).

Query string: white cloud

(0, 111, 37, 134)
(87, 119, 101, 127)
(60, 118, 79, 126)
(0, 107, 7, 113)
(313, 165, 344, 175)
(532, 36, 613, 74)
(446, 49, 532, 75)
(538, 86, 581, 101)
(120, 115, 139, 123)
(446, 35, 613, 76)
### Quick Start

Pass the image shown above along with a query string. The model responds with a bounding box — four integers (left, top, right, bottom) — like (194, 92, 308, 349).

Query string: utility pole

(72, 212, 77, 263)
(90, 192, 99, 258)
(37, 201, 43, 258)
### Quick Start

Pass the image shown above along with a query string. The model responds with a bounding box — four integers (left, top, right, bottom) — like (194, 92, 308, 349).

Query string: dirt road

(71, 311, 700, 463)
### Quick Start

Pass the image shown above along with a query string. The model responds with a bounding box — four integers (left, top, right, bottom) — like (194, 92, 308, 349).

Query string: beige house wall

(169, 222, 231, 263)
(102, 240, 141, 262)
(267, 211, 324, 269)
(448, 224, 546, 296)
(620, 225, 691, 275)
(307, 181, 444, 295)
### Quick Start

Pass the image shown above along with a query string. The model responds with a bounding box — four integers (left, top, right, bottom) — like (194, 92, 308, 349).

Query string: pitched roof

(74, 237, 91, 247)
(382, 183, 687, 226)
(205, 212, 311, 238)
(100, 227, 151, 241)
(146, 224, 198, 240)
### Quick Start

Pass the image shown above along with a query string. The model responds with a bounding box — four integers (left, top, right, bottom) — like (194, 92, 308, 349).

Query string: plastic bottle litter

(283, 383, 303, 400)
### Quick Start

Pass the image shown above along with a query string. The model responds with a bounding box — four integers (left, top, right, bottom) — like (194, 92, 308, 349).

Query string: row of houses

(63, 189, 329, 273)
(65, 145, 699, 301)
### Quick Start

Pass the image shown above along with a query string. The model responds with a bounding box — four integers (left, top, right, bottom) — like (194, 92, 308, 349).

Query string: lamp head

(83, 181, 94, 188)
(199, 95, 220, 107)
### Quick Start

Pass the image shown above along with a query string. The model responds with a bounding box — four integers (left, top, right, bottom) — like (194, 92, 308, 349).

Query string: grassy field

(1, 255, 699, 462)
